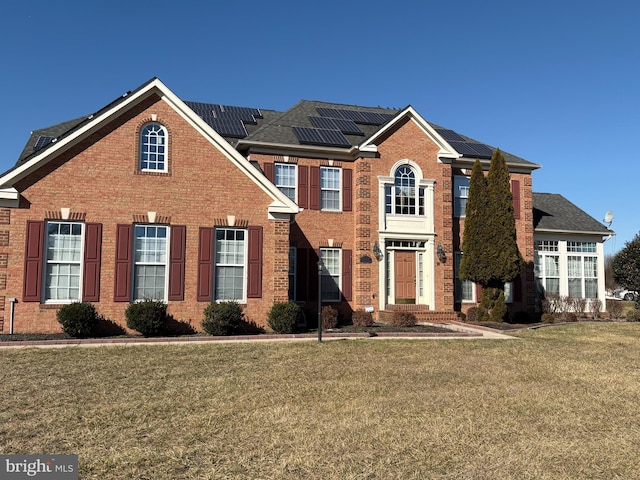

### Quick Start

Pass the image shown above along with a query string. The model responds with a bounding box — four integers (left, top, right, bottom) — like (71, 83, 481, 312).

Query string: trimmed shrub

(626, 309, 640, 322)
(541, 313, 555, 324)
(352, 310, 375, 327)
(456, 311, 467, 322)
(589, 298, 603, 320)
(466, 307, 478, 323)
(56, 302, 99, 338)
(607, 299, 624, 320)
(391, 311, 416, 327)
(201, 301, 243, 336)
(322, 306, 338, 330)
(267, 301, 303, 334)
(125, 300, 168, 337)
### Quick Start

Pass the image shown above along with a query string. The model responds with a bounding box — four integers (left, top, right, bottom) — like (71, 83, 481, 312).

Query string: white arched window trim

(139, 123, 168, 172)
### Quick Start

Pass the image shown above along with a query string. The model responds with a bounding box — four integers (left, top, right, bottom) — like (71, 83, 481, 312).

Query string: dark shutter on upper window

(197, 227, 214, 302)
(342, 249, 353, 301)
(264, 163, 275, 183)
(23, 220, 44, 302)
(298, 165, 309, 208)
(168, 225, 186, 301)
(310, 166, 321, 210)
(82, 223, 102, 302)
(343, 168, 352, 212)
(247, 226, 263, 298)
(511, 179, 521, 220)
(114, 224, 133, 302)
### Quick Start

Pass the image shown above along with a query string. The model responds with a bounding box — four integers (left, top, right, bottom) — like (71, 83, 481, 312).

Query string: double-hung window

(139, 123, 167, 172)
(275, 163, 297, 202)
(567, 242, 598, 298)
(215, 228, 247, 302)
(320, 247, 341, 302)
(133, 225, 169, 301)
(320, 167, 341, 210)
(535, 240, 560, 296)
(45, 222, 83, 302)
(454, 176, 470, 217)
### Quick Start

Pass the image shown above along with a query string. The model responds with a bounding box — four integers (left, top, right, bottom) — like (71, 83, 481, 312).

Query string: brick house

(0, 78, 612, 333)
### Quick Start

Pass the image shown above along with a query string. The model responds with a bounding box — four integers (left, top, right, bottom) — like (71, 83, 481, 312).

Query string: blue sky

(0, 0, 637, 254)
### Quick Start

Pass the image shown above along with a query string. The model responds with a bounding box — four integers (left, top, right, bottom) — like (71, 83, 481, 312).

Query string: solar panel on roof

(435, 128, 465, 142)
(449, 141, 494, 158)
(292, 127, 351, 147)
(208, 118, 248, 138)
(34, 136, 55, 150)
(316, 107, 391, 125)
(309, 116, 364, 135)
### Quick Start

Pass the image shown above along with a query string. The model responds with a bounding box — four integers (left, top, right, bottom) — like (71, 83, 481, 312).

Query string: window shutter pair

(23, 221, 103, 303)
(196, 225, 263, 301)
(511, 180, 521, 220)
(113, 224, 186, 302)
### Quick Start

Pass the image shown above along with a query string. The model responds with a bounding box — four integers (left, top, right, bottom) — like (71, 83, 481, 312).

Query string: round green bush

(125, 300, 168, 336)
(56, 302, 99, 338)
(465, 307, 478, 323)
(267, 302, 303, 334)
(352, 310, 375, 327)
(201, 301, 244, 336)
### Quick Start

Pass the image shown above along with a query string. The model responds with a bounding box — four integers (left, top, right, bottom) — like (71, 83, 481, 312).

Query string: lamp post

(317, 259, 323, 343)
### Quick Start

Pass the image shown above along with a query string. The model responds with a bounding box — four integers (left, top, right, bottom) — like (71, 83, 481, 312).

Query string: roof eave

(238, 140, 359, 160)
(534, 228, 614, 237)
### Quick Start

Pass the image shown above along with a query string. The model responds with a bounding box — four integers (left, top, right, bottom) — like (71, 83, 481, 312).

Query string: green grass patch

(2, 323, 640, 479)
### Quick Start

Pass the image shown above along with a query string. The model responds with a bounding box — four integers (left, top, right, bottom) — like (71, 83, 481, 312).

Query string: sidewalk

(0, 323, 514, 349)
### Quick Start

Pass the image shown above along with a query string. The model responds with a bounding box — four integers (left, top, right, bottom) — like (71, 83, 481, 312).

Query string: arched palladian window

(139, 123, 168, 172)
(394, 166, 415, 214)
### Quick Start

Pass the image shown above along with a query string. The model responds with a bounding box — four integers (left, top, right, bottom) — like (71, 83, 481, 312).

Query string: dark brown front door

(395, 251, 416, 304)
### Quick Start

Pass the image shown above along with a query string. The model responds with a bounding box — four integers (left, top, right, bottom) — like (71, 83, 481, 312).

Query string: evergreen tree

(459, 150, 523, 322)
(612, 233, 640, 308)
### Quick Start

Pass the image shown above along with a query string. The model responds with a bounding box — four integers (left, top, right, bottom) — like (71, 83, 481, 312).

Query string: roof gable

(0, 78, 299, 216)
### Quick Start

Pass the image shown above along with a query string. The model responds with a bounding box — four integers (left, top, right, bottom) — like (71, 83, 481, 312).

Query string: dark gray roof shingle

(533, 193, 611, 234)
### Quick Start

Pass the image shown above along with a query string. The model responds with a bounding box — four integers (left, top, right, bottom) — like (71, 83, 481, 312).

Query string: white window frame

(275, 163, 297, 202)
(133, 225, 170, 302)
(320, 166, 341, 211)
(454, 175, 470, 217)
(139, 123, 168, 172)
(567, 243, 598, 298)
(214, 228, 248, 302)
(320, 247, 342, 302)
(534, 240, 560, 296)
(44, 221, 84, 303)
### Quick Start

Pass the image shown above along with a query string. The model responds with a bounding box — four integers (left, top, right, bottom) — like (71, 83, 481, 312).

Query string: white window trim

(214, 227, 248, 303)
(454, 175, 470, 218)
(320, 166, 342, 211)
(43, 221, 84, 304)
(139, 123, 168, 173)
(133, 224, 170, 302)
(275, 163, 298, 203)
(320, 247, 342, 302)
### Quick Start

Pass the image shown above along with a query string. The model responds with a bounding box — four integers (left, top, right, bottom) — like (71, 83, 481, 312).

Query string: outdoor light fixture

(437, 243, 447, 263)
(373, 241, 383, 261)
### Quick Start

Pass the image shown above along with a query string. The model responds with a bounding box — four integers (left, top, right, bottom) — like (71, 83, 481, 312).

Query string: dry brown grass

(2, 323, 640, 479)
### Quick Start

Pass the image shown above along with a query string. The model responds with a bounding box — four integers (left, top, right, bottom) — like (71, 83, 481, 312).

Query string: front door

(395, 251, 416, 304)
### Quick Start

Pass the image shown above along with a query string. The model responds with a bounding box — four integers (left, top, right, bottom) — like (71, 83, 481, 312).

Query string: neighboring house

(0, 78, 613, 333)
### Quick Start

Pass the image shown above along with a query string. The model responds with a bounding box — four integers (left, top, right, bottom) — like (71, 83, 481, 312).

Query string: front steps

(378, 304, 460, 324)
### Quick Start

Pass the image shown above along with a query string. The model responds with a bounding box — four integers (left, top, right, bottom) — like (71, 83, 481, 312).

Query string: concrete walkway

(0, 323, 515, 349)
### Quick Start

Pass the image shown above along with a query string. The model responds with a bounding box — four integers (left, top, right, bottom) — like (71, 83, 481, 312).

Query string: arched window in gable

(139, 123, 168, 172)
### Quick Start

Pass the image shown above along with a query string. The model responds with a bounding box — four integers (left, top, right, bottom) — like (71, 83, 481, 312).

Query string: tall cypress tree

(459, 150, 523, 322)
(459, 159, 490, 282)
